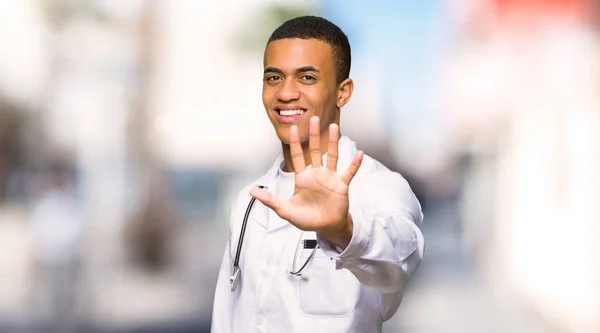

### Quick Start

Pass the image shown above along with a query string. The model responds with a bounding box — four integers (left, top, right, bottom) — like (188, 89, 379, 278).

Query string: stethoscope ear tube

(230, 185, 266, 292)
(289, 230, 319, 276)
(290, 243, 318, 276)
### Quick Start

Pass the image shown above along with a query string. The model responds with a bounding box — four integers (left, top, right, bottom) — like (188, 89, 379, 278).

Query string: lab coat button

(256, 313, 264, 325)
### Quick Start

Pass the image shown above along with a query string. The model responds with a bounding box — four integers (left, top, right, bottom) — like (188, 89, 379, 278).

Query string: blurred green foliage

(232, 3, 316, 54)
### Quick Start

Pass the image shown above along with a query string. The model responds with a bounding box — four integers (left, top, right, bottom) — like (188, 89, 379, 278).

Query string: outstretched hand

(250, 116, 364, 249)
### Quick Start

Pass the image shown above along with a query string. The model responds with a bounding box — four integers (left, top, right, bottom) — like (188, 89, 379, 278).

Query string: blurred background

(0, 0, 599, 332)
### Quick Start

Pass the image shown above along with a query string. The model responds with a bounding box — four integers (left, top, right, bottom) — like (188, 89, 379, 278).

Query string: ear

(336, 78, 354, 108)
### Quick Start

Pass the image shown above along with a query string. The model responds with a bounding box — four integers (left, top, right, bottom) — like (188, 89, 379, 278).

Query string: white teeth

(279, 109, 305, 116)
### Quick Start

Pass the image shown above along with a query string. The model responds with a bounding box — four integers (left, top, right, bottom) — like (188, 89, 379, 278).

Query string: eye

(265, 75, 282, 82)
(300, 75, 316, 81)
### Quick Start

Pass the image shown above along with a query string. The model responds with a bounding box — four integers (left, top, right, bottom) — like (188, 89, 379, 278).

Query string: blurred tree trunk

(0, 101, 24, 203)
(124, 0, 177, 271)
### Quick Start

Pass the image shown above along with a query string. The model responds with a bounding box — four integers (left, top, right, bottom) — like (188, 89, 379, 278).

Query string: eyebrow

(263, 66, 320, 74)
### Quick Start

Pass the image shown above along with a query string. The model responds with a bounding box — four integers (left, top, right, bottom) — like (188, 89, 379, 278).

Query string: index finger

(341, 150, 364, 185)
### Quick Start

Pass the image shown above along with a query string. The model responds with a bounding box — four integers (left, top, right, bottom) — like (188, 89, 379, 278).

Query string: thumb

(249, 187, 289, 220)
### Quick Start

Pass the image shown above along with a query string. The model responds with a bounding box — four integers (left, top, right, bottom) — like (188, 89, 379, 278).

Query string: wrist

(319, 213, 353, 250)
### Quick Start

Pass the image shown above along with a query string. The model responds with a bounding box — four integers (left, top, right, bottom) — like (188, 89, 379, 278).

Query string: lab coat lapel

(250, 153, 284, 230)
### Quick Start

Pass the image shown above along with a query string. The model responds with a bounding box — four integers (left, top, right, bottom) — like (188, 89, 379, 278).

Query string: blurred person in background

(28, 161, 82, 332)
(211, 16, 424, 333)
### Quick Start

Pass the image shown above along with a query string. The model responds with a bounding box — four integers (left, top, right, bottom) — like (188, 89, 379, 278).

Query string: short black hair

(267, 16, 351, 84)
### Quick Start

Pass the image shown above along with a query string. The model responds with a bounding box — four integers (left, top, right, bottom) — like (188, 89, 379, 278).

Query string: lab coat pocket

(296, 251, 358, 317)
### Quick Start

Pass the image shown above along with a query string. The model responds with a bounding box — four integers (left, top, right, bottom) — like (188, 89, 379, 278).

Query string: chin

(278, 137, 291, 145)
(274, 129, 291, 145)
(275, 129, 309, 145)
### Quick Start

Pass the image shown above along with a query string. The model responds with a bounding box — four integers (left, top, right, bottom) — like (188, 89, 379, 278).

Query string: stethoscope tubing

(234, 185, 266, 270)
(231, 184, 317, 291)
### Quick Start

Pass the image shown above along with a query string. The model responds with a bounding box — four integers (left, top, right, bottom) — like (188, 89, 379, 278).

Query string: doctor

(211, 16, 424, 333)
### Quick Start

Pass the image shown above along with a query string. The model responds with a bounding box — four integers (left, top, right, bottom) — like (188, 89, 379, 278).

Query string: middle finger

(309, 116, 322, 168)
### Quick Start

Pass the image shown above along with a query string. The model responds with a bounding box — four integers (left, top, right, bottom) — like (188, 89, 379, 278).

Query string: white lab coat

(211, 135, 424, 333)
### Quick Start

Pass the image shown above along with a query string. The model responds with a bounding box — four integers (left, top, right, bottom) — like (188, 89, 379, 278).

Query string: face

(262, 38, 352, 144)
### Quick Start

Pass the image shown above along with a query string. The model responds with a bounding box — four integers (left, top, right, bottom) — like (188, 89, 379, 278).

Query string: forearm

(317, 209, 423, 293)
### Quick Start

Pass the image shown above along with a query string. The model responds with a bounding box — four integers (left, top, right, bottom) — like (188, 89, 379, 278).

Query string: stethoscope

(230, 185, 319, 292)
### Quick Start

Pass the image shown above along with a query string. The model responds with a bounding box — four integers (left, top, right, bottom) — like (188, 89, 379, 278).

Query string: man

(212, 16, 424, 332)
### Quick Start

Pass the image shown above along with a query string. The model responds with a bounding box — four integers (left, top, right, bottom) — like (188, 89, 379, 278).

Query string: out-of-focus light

(91, 0, 144, 21)
(0, 0, 49, 107)
(153, 112, 172, 133)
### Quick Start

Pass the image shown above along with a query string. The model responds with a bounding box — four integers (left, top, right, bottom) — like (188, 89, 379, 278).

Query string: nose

(276, 79, 300, 102)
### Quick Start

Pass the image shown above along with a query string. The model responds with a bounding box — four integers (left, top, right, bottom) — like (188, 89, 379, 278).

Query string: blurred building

(0, 0, 598, 332)
(445, 1, 600, 332)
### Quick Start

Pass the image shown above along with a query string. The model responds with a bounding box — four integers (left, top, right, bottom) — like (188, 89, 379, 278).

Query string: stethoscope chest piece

(230, 266, 241, 292)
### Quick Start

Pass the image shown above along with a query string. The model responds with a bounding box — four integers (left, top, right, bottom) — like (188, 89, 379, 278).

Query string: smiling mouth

(276, 108, 306, 116)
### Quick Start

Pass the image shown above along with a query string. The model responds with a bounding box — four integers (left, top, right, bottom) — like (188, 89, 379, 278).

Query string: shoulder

(339, 136, 411, 189)
(350, 153, 423, 223)
(234, 173, 269, 207)
(226, 173, 267, 234)
(353, 153, 407, 188)
(233, 153, 280, 204)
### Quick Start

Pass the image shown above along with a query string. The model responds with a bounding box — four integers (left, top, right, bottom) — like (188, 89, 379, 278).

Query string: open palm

(250, 116, 364, 240)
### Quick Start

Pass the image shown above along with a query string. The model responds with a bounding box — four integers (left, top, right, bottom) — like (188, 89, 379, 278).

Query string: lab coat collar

(251, 135, 358, 232)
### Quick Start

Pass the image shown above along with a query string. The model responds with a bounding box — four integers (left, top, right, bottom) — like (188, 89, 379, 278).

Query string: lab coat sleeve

(317, 171, 425, 296)
(211, 203, 238, 333)
(211, 241, 233, 333)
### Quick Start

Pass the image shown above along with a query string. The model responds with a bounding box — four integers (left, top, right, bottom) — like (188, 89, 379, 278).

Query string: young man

(212, 16, 424, 332)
